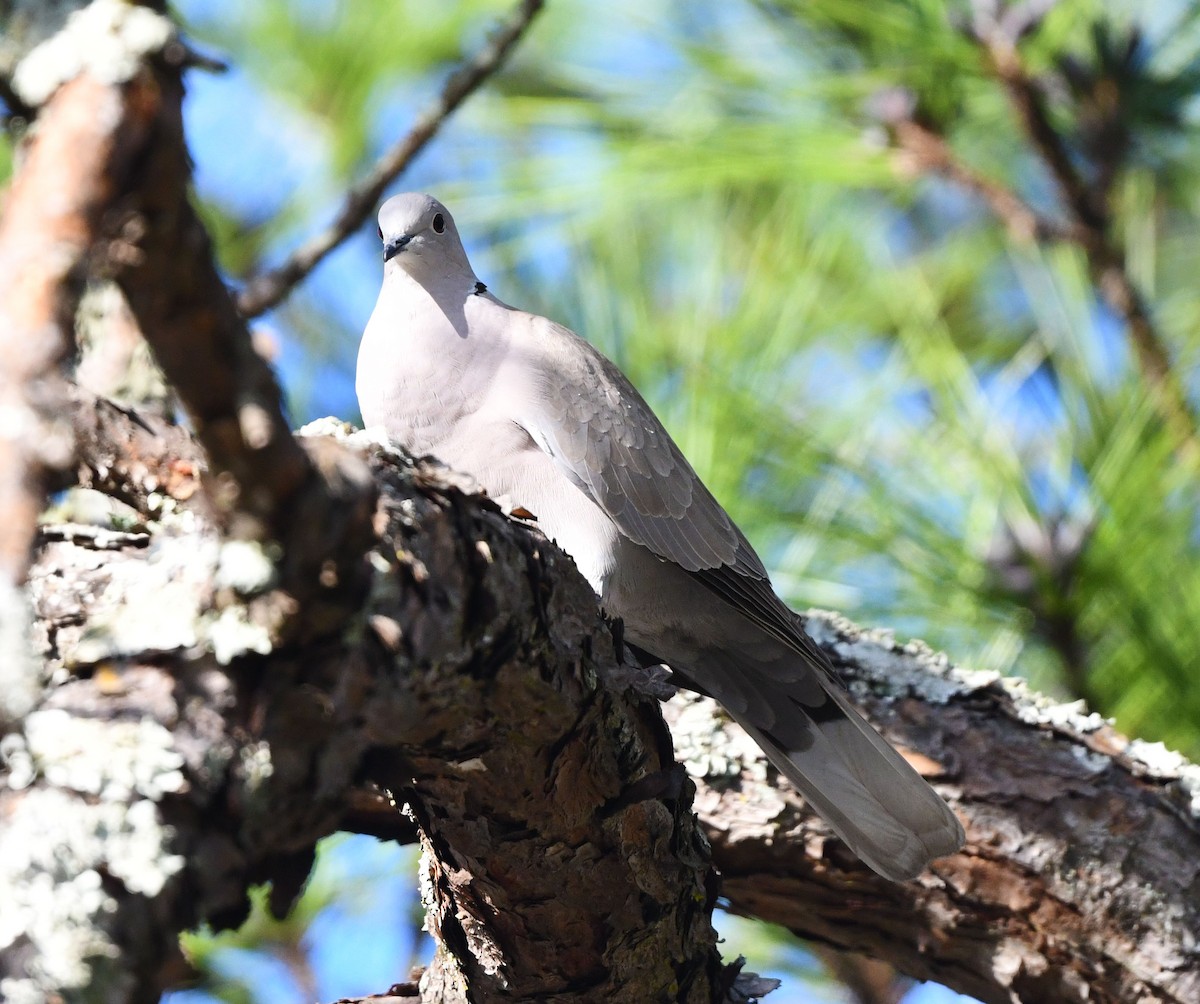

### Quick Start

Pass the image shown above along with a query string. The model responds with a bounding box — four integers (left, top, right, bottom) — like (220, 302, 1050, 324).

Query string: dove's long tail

(724, 680, 964, 882)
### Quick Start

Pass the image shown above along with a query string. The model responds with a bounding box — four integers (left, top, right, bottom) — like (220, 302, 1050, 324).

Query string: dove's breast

(357, 275, 504, 456)
(471, 308, 625, 593)
(358, 280, 623, 595)
(470, 428, 625, 595)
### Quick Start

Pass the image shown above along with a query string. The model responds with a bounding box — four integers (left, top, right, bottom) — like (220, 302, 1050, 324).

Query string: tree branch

(235, 0, 545, 318)
(5, 1, 380, 647)
(15, 429, 755, 1003)
(20, 415, 1199, 1004)
(100, 63, 322, 542)
(666, 616, 1200, 1004)
(886, 114, 1077, 245)
(880, 5, 1197, 457)
(0, 71, 151, 587)
(969, 13, 1197, 456)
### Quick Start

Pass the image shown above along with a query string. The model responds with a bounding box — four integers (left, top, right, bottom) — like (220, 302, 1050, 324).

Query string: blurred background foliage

(174, 0, 1200, 757)
(5, 0, 1199, 1001)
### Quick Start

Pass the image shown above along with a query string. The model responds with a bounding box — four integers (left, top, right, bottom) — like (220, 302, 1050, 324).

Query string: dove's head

(376, 193, 475, 286)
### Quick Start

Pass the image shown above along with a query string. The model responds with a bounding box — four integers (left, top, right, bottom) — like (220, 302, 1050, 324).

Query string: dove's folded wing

(517, 318, 842, 665)
(520, 319, 766, 578)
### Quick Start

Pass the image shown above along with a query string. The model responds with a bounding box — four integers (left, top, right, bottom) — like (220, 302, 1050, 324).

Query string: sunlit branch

(972, 10, 1198, 459)
(887, 115, 1077, 245)
(0, 73, 144, 589)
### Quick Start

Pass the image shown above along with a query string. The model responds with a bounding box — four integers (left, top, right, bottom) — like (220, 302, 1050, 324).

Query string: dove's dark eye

(376, 223, 383, 241)
(432, 213, 445, 234)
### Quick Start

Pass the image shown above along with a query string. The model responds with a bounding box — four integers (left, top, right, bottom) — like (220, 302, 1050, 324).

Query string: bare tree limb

(17, 419, 1200, 1004)
(13, 431, 751, 1003)
(968, 16, 1198, 458)
(664, 614, 1200, 1004)
(235, 0, 546, 318)
(0, 71, 151, 588)
(886, 114, 1077, 245)
(100, 63, 322, 543)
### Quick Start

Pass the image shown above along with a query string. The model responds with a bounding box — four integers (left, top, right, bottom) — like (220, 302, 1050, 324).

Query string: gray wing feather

(526, 320, 766, 578)
(691, 565, 842, 682)
(519, 319, 965, 880)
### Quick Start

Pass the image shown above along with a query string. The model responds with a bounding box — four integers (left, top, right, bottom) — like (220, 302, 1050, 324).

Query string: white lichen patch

(0, 706, 188, 993)
(669, 693, 772, 786)
(1001, 678, 1109, 733)
(66, 530, 219, 665)
(0, 831, 117, 983)
(0, 578, 42, 720)
(1128, 739, 1191, 777)
(205, 606, 274, 665)
(297, 416, 358, 440)
(12, 0, 176, 106)
(300, 418, 408, 464)
(804, 610, 1112, 740)
(144, 491, 179, 520)
(803, 609, 1000, 704)
(41, 504, 284, 668)
(0, 731, 36, 790)
(1127, 740, 1200, 817)
(106, 799, 185, 895)
(237, 740, 274, 791)
(417, 841, 437, 935)
(214, 538, 278, 595)
(0, 785, 185, 998)
(18, 709, 186, 801)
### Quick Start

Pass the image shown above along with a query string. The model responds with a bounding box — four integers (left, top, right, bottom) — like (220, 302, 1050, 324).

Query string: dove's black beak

(383, 234, 412, 262)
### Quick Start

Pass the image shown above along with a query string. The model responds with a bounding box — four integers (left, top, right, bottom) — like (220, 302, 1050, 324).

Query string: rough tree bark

(11, 411, 1200, 1004)
(2, 4, 1199, 1004)
(12, 419, 751, 1003)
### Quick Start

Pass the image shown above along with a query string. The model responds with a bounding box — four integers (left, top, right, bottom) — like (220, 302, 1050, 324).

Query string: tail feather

(728, 684, 964, 882)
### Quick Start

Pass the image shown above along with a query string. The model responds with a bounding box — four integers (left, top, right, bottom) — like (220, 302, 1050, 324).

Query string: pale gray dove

(358, 192, 964, 881)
